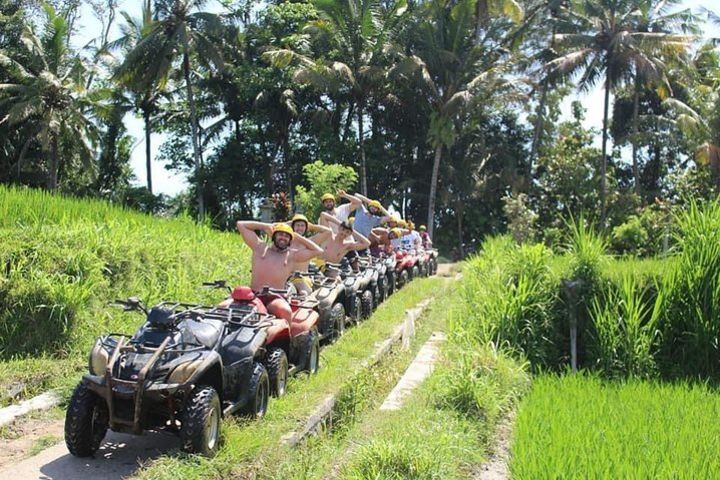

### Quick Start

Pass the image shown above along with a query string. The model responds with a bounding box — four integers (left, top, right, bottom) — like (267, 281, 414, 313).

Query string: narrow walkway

(379, 331, 446, 411)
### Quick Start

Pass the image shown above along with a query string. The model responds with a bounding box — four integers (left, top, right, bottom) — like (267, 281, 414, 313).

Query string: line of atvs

(64, 247, 439, 457)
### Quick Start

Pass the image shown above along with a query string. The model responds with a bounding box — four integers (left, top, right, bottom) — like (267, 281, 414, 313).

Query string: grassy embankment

(0, 185, 250, 405)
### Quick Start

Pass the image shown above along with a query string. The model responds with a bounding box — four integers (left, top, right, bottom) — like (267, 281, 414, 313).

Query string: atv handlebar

(113, 297, 148, 314)
(202, 280, 232, 293)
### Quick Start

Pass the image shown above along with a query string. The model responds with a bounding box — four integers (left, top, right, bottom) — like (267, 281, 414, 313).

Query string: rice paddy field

(510, 374, 720, 479)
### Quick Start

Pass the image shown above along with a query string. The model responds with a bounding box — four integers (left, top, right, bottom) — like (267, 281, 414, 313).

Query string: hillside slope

(0, 186, 250, 403)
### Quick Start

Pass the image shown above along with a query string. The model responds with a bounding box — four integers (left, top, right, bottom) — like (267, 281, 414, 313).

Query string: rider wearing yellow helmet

(288, 213, 332, 295)
(318, 190, 362, 234)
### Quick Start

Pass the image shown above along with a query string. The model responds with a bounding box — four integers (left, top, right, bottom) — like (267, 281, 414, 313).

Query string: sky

(73, 0, 717, 197)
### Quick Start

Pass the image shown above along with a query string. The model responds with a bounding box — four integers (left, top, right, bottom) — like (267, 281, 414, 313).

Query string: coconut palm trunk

(182, 45, 204, 218)
(632, 73, 640, 196)
(600, 66, 611, 229)
(358, 101, 367, 195)
(529, 79, 549, 174)
(49, 134, 59, 190)
(143, 108, 153, 193)
(427, 144, 442, 239)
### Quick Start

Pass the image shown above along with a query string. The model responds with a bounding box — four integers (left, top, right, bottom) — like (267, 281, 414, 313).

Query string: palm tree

(392, 0, 523, 239)
(549, 0, 692, 227)
(627, 0, 698, 196)
(109, 1, 164, 194)
(264, 0, 406, 195)
(115, 0, 224, 217)
(0, 2, 97, 190)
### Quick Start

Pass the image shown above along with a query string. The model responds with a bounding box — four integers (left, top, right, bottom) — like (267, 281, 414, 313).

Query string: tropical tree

(109, 0, 165, 193)
(264, 0, 408, 195)
(115, 0, 224, 217)
(550, 0, 692, 227)
(393, 0, 523, 239)
(0, 2, 97, 190)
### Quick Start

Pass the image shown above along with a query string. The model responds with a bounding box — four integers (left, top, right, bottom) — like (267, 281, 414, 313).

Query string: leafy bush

(294, 161, 358, 221)
(610, 215, 649, 256)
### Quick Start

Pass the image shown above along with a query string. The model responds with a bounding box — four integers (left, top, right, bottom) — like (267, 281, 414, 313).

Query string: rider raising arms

(318, 212, 371, 264)
(349, 193, 393, 239)
(317, 191, 361, 233)
(236, 221, 323, 321)
(289, 214, 332, 295)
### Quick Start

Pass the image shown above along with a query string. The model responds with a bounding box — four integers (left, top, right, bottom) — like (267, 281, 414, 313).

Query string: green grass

(0, 185, 251, 404)
(134, 277, 445, 480)
(511, 374, 720, 479)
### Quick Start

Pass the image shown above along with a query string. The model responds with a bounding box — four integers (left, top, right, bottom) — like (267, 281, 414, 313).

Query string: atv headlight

(168, 360, 203, 384)
(88, 339, 109, 375)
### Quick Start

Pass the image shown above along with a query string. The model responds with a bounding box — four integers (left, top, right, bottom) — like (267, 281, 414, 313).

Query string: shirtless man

(317, 190, 362, 233)
(371, 226, 410, 253)
(318, 212, 371, 268)
(236, 221, 323, 321)
(288, 213, 332, 295)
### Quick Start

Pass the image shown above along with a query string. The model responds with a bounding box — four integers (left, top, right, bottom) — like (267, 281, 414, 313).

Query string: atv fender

(290, 307, 319, 338)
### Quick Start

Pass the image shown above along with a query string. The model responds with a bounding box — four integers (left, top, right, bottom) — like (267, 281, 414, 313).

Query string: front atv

(65, 299, 272, 457)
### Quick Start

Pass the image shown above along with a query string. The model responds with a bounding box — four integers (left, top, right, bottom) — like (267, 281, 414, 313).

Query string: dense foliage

(1, 0, 718, 257)
(455, 200, 720, 380)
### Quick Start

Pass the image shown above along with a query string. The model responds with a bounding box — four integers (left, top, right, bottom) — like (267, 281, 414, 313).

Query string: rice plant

(590, 275, 662, 378)
(511, 374, 720, 479)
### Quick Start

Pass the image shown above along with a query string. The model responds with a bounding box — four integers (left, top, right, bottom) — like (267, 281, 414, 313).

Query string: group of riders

(236, 191, 433, 324)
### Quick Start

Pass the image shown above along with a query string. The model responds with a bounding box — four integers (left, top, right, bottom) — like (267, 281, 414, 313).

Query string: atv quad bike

(294, 266, 348, 343)
(380, 251, 397, 296)
(323, 260, 363, 325)
(65, 299, 273, 458)
(353, 256, 379, 320)
(206, 282, 321, 397)
(394, 248, 418, 289)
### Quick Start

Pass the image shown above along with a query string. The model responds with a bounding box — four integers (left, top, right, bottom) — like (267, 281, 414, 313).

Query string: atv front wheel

(242, 363, 270, 418)
(65, 382, 108, 457)
(264, 348, 289, 397)
(411, 265, 420, 279)
(330, 302, 345, 340)
(387, 272, 396, 295)
(303, 329, 320, 374)
(180, 385, 222, 456)
(360, 290, 374, 319)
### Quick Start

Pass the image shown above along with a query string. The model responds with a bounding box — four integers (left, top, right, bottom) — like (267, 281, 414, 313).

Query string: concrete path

(0, 430, 179, 480)
(379, 331, 446, 411)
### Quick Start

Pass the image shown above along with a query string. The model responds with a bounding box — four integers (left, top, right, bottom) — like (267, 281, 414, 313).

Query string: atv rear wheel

(180, 385, 222, 456)
(330, 302, 345, 340)
(65, 382, 108, 457)
(242, 363, 270, 418)
(303, 329, 320, 374)
(411, 265, 420, 279)
(360, 290, 374, 319)
(264, 348, 289, 397)
(399, 270, 409, 288)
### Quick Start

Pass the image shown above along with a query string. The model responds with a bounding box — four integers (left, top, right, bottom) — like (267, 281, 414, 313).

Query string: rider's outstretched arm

(320, 211, 342, 226)
(338, 190, 362, 212)
(350, 230, 372, 251)
(309, 223, 332, 244)
(292, 235, 324, 263)
(237, 221, 272, 250)
(355, 193, 391, 217)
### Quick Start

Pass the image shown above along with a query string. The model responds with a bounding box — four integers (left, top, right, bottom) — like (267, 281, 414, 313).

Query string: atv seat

(186, 318, 224, 348)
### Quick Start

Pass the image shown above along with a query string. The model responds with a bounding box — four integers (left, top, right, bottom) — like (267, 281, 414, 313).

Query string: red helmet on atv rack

(231, 286, 256, 302)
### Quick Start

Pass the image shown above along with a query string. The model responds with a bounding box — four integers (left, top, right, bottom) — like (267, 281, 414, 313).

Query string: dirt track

(0, 429, 179, 480)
